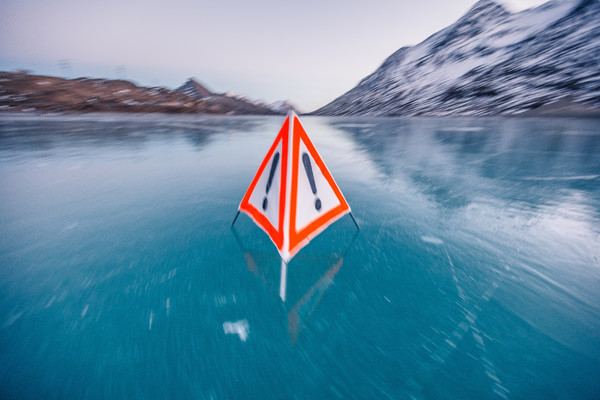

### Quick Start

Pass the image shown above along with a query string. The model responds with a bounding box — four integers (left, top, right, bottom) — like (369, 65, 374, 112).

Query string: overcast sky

(0, 0, 549, 111)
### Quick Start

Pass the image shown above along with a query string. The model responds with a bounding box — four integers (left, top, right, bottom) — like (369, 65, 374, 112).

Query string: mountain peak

(177, 78, 213, 99)
(460, 0, 509, 22)
(471, 0, 505, 11)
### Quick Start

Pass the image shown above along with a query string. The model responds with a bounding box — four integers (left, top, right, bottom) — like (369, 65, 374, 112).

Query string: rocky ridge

(0, 72, 296, 115)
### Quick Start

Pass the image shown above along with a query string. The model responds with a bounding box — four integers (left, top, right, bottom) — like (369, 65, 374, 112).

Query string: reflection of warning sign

(236, 112, 351, 262)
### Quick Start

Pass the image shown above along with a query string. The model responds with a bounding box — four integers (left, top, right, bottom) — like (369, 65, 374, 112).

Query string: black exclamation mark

(263, 152, 280, 211)
(302, 153, 321, 211)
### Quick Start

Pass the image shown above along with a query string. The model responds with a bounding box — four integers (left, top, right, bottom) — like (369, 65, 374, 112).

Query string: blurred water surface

(0, 113, 599, 399)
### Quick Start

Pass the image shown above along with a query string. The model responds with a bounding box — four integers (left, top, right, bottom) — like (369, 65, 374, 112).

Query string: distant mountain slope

(313, 0, 600, 116)
(0, 73, 292, 115)
(175, 78, 300, 115)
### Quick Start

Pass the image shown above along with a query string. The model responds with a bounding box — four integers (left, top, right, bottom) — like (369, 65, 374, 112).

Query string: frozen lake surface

(1, 113, 599, 399)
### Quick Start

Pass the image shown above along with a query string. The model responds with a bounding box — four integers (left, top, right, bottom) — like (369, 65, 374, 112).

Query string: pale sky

(0, 0, 549, 112)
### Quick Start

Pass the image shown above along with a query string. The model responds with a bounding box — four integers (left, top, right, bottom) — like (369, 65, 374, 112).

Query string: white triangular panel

(294, 139, 340, 232)
(247, 139, 283, 230)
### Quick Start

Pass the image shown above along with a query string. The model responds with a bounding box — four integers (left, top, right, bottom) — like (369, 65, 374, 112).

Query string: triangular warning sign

(237, 112, 351, 262)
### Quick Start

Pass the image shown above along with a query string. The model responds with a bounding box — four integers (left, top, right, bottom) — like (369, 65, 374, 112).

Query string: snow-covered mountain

(267, 100, 300, 114)
(313, 0, 600, 116)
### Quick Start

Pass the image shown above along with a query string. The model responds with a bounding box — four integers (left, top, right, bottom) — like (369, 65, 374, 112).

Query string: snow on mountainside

(267, 100, 300, 114)
(313, 0, 600, 116)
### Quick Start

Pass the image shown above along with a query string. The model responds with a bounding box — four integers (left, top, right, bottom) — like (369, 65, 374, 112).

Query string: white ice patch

(63, 222, 79, 231)
(223, 319, 249, 342)
(45, 296, 56, 308)
(333, 123, 376, 128)
(521, 175, 599, 181)
(3, 311, 24, 328)
(438, 127, 484, 132)
(421, 236, 444, 245)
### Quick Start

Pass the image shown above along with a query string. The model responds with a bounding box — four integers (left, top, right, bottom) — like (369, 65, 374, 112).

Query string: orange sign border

(239, 117, 289, 250)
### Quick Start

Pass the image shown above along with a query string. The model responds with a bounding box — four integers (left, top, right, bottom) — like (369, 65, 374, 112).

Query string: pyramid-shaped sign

(237, 112, 351, 262)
